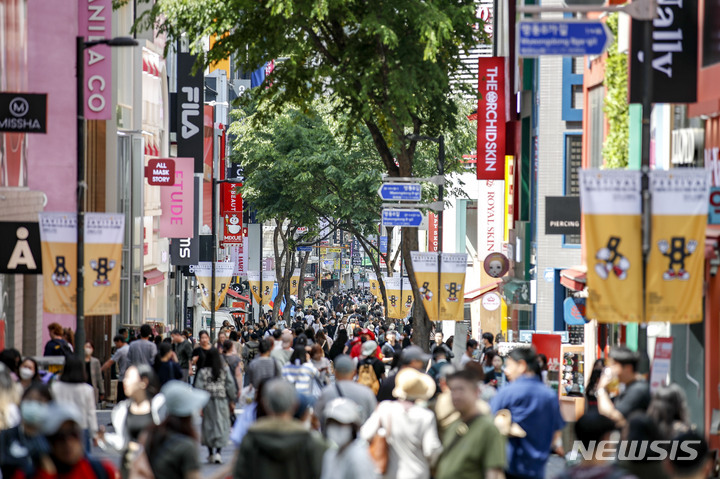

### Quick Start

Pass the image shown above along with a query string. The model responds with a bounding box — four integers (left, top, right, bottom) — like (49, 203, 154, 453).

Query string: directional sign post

(297, 246, 313, 252)
(517, 20, 612, 57)
(382, 209, 424, 228)
(378, 183, 422, 202)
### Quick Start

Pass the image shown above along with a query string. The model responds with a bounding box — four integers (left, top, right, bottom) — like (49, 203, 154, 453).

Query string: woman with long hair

(50, 357, 97, 453)
(315, 329, 332, 356)
(193, 347, 237, 464)
(328, 327, 349, 361)
(585, 358, 605, 412)
(145, 381, 209, 479)
(646, 383, 691, 439)
(154, 341, 183, 386)
(17, 357, 40, 390)
(98, 364, 164, 479)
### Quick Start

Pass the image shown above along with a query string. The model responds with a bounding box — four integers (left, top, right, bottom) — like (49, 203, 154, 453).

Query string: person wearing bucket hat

(38, 401, 118, 479)
(142, 380, 209, 479)
(360, 368, 442, 479)
(321, 398, 379, 479)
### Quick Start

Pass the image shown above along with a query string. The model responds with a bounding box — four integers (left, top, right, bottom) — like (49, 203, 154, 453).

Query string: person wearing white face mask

(18, 357, 40, 390)
(321, 398, 379, 479)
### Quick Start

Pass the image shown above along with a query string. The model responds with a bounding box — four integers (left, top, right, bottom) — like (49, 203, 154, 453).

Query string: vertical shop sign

(79, 0, 112, 119)
(580, 170, 643, 323)
(646, 170, 709, 323)
(478, 180, 505, 260)
(176, 41, 204, 173)
(650, 337, 673, 392)
(160, 157, 194, 238)
(170, 176, 200, 266)
(222, 182, 243, 244)
(477, 57, 506, 180)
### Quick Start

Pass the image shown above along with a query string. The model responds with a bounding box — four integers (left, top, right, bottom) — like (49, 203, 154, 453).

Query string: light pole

(211, 176, 243, 341)
(76, 36, 137, 359)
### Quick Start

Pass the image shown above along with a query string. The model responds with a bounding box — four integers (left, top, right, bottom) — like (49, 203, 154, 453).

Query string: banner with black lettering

(84, 213, 124, 315)
(39, 213, 77, 315)
(195, 262, 234, 311)
(646, 170, 709, 323)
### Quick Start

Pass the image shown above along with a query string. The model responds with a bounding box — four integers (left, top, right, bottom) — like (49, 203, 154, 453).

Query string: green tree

(603, 13, 629, 169)
(141, 0, 485, 348)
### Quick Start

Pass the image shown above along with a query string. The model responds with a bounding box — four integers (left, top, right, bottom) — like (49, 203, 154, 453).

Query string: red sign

(531, 333, 562, 374)
(222, 182, 243, 244)
(428, 212, 439, 252)
(477, 57, 506, 180)
(145, 159, 175, 186)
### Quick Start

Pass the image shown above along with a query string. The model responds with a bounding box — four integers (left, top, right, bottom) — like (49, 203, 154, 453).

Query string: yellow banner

(646, 170, 709, 323)
(196, 262, 234, 311)
(581, 170, 643, 323)
(290, 269, 301, 296)
(411, 252, 439, 322)
(261, 271, 276, 305)
(39, 213, 125, 315)
(84, 214, 124, 315)
(385, 276, 413, 320)
(247, 271, 262, 304)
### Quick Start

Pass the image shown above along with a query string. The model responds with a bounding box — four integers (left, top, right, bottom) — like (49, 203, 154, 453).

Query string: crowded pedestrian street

(1, 0, 719, 478)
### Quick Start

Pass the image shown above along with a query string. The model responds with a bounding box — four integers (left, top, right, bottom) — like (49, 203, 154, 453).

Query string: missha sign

(477, 57, 506, 180)
(79, 0, 113, 120)
(629, 0, 698, 104)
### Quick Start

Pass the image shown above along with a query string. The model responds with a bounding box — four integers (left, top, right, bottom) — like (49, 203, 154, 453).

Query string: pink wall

(27, 0, 79, 343)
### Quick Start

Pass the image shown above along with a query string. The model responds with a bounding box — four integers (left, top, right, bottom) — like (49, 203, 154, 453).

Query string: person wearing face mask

(18, 358, 41, 390)
(0, 383, 54, 479)
(83, 342, 105, 406)
(321, 398, 378, 479)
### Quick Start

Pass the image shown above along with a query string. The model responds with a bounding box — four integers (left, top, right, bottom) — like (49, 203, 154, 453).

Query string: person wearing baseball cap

(321, 398, 378, 479)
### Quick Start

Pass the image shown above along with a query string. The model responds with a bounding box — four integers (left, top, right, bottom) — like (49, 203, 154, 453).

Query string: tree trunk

(298, 251, 310, 306)
(281, 252, 296, 320)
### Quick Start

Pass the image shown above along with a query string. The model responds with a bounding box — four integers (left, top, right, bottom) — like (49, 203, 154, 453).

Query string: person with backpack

(245, 339, 281, 390)
(357, 341, 385, 396)
(43, 323, 74, 358)
(241, 333, 261, 386)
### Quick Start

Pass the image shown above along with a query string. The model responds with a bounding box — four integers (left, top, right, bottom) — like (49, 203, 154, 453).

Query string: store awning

(464, 281, 502, 303)
(560, 267, 586, 292)
(226, 289, 250, 302)
(143, 268, 165, 286)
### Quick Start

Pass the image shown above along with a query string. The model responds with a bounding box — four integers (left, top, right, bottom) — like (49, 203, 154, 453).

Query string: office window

(588, 86, 605, 168)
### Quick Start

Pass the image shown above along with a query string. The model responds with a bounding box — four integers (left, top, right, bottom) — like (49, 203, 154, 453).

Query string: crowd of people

(0, 289, 713, 479)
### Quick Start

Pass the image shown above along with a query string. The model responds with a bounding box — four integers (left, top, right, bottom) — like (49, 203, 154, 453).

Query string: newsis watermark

(569, 440, 702, 462)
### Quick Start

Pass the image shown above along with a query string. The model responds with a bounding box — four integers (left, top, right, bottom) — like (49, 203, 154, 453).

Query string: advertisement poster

(368, 272, 380, 301)
(39, 212, 124, 315)
(194, 262, 234, 311)
(580, 170, 643, 323)
(84, 213, 124, 315)
(411, 252, 439, 322)
(290, 269, 301, 297)
(159, 157, 194, 238)
(646, 170, 709, 323)
(531, 333, 562, 388)
(261, 271, 276, 306)
(650, 337, 673, 392)
(385, 276, 413, 320)
(438, 253, 467, 321)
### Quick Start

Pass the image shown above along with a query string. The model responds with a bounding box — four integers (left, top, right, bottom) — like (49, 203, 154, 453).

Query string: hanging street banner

(580, 169, 643, 324)
(477, 57, 506, 180)
(261, 271, 276, 306)
(160, 157, 194, 238)
(411, 252, 439, 322)
(368, 272, 380, 301)
(39, 213, 77, 314)
(290, 269, 301, 296)
(39, 213, 125, 315)
(195, 262, 234, 311)
(410, 252, 468, 321)
(385, 276, 413, 320)
(646, 170, 709, 323)
(84, 213, 124, 315)
(248, 271, 262, 304)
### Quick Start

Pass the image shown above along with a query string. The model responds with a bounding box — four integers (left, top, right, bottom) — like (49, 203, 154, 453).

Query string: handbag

(368, 409, 391, 474)
(128, 447, 155, 479)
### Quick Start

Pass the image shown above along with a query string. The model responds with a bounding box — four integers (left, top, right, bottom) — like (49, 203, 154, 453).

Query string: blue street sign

(517, 20, 611, 57)
(379, 236, 388, 254)
(378, 183, 422, 201)
(382, 209, 423, 227)
(297, 246, 313, 252)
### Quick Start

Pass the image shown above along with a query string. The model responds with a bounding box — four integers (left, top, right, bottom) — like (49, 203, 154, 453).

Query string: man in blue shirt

(491, 347, 565, 479)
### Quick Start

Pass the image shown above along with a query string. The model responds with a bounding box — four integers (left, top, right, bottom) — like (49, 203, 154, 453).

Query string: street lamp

(76, 36, 138, 359)
(211, 176, 243, 341)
